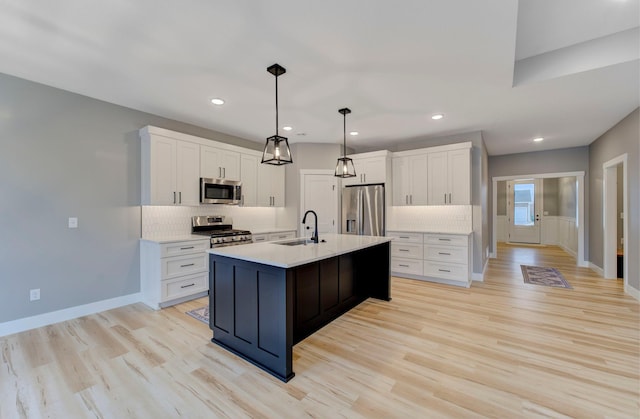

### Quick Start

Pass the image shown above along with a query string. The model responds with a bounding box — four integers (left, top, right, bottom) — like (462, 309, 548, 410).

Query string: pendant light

(335, 107, 356, 178)
(261, 63, 293, 165)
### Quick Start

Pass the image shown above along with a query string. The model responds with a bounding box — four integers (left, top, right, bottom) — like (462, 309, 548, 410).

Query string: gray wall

(0, 72, 260, 323)
(488, 146, 590, 257)
(558, 177, 577, 218)
(589, 108, 639, 290)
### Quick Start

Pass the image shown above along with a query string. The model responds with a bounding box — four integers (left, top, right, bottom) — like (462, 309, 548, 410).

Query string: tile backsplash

(141, 205, 293, 239)
(387, 205, 472, 232)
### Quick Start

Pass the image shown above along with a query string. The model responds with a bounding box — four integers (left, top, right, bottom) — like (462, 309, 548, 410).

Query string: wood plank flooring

(1, 244, 638, 418)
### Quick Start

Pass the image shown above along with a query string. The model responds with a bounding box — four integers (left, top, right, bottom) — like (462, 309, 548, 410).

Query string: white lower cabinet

(141, 238, 210, 309)
(388, 231, 471, 287)
(252, 230, 296, 243)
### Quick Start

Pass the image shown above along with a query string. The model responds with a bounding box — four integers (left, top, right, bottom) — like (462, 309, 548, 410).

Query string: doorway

(299, 170, 339, 236)
(603, 154, 628, 288)
(492, 171, 586, 267)
(507, 179, 542, 244)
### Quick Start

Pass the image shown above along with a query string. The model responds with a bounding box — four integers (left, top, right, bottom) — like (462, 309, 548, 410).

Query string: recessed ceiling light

(431, 113, 444, 120)
(533, 137, 544, 142)
(210, 98, 225, 105)
(283, 126, 292, 131)
(349, 131, 359, 136)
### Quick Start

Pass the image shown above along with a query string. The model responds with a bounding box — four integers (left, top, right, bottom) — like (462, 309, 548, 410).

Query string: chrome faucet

(302, 210, 319, 243)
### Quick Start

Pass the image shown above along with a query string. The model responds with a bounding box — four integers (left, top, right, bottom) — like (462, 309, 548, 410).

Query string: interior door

(507, 179, 542, 244)
(301, 173, 338, 235)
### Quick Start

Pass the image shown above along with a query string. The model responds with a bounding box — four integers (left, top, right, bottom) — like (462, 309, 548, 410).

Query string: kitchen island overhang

(207, 234, 392, 382)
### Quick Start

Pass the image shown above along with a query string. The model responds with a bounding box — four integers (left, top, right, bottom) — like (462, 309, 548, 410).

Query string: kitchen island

(207, 233, 392, 382)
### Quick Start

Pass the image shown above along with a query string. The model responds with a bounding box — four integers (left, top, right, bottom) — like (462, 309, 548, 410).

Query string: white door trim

(603, 154, 628, 290)
(492, 171, 586, 267)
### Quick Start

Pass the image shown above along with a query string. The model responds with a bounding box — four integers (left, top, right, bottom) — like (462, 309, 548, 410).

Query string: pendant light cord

(275, 75, 279, 135)
(343, 113, 347, 157)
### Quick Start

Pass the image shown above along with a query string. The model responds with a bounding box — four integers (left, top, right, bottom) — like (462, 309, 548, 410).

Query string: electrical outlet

(68, 217, 78, 228)
(30, 288, 40, 301)
(620, 212, 624, 219)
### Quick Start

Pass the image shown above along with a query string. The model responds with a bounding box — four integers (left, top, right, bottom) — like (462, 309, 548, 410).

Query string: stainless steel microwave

(200, 178, 242, 204)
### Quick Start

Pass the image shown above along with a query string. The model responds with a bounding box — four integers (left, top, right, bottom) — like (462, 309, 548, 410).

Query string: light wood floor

(2, 244, 638, 418)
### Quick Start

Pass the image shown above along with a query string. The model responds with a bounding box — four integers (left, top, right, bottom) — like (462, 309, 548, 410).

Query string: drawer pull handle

(180, 263, 195, 268)
(438, 238, 451, 241)
(180, 246, 195, 250)
(438, 269, 451, 273)
(399, 249, 409, 252)
(438, 252, 451, 255)
(399, 236, 410, 239)
(399, 264, 410, 268)
(180, 283, 196, 289)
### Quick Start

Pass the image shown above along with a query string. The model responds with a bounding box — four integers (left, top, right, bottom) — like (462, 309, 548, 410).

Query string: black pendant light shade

(262, 63, 293, 165)
(335, 107, 356, 178)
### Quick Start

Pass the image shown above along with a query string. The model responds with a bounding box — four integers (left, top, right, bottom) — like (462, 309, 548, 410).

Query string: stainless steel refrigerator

(341, 184, 385, 236)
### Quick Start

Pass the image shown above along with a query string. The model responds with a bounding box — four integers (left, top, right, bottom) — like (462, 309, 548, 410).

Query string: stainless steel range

(191, 215, 252, 248)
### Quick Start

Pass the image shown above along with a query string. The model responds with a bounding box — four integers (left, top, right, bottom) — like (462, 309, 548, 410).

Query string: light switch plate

(68, 217, 78, 228)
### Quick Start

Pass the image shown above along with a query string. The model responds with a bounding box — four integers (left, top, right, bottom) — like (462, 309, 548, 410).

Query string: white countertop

(249, 227, 297, 235)
(207, 233, 392, 268)
(387, 228, 473, 235)
(140, 235, 209, 244)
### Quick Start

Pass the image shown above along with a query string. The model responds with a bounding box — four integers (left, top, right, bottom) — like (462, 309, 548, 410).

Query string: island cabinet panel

(339, 254, 355, 303)
(210, 257, 293, 382)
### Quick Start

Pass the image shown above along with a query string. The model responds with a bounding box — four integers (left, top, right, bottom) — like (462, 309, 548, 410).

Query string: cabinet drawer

(162, 272, 208, 301)
(162, 253, 208, 279)
(252, 234, 268, 243)
(269, 231, 296, 241)
(387, 231, 423, 243)
(161, 240, 209, 257)
(423, 261, 468, 282)
(392, 243, 423, 259)
(424, 245, 468, 264)
(424, 234, 468, 247)
(391, 258, 423, 276)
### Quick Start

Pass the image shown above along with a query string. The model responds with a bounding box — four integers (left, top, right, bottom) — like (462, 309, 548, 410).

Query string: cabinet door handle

(364, 174, 366, 183)
(438, 269, 451, 273)
(438, 238, 451, 241)
(180, 246, 195, 250)
(223, 167, 226, 178)
(219, 167, 222, 178)
(173, 191, 176, 204)
(405, 195, 408, 205)
(241, 195, 245, 206)
(449, 193, 451, 204)
(438, 252, 451, 255)
(399, 249, 409, 252)
(180, 283, 196, 289)
(399, 264, 409, 268)
(399, 236, 410, 239)
(179, 191, 182, 204)
(410, 195, 413, 204)
(180, 263, 195, 268)
(444, 193, 447, 204)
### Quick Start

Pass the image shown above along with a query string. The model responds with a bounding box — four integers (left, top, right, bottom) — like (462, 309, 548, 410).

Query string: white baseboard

(589, 262, 604, 277)
(0, 293, 142, 338)
(624, 284, 639, 301)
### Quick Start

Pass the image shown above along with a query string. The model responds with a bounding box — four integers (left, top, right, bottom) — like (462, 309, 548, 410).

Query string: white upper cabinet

(142, 133, 199, 206)
(140, 126, 265, 207)
(342, 151, 391, 186)
(240, 153, 259, 206)
(257, 163, 285, 207)
(200, 145, 240, 180)
(427, 146, 471, 205)
(392, 154, 428, 206)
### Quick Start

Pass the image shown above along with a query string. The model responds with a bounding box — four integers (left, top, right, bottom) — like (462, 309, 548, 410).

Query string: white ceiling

(0, 0, 637, 156)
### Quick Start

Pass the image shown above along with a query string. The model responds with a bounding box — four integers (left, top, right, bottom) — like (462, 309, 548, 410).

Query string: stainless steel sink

(273, 238, 315, 246)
